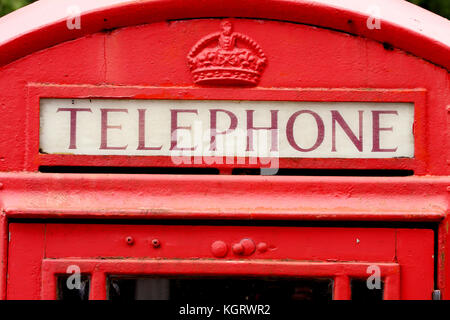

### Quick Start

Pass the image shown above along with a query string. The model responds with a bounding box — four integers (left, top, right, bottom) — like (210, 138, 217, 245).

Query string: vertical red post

(89, 271, 107, 300)
(40, 266, 57, 300)
(333, 275, 351, 300)
(383, 273, 401, 300)
(0, 212, 6, 300)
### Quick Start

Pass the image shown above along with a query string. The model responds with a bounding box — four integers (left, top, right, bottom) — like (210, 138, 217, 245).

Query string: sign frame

(27, 83, 427, 173)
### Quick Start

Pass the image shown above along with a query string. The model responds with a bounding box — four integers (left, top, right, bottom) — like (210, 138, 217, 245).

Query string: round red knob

(241, 238, 256, 256)
(257, 242, 268, 253)
(232, 242, 244, 255)
(232, 239, 256, 256)
(211, 241, 228, 258)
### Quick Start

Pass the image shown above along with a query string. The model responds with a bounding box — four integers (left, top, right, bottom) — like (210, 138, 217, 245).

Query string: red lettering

(137, 109, 162, 151)
(170, 109, 198, 151)
(286, 110, 324, 152)
(57, 108, 92, 149)
(372, 110, 398, 152)
(209, 109, 238, 151)
(99, 108, 128, 150)
(246, 110, 278, 152)
(331, 110, 363, 152)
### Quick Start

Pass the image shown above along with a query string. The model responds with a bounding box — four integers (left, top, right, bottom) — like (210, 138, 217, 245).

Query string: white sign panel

(40, 99, 414, 158)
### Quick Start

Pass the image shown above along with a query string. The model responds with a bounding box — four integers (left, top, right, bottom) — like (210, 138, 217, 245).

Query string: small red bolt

(125, 236, 134, 245)
(233, 239, 256, 256)
(211, 241, 228, 258)
(257, 242, 268, 253)
(232, 242, 244, 255)
(241, 238, 256, 256)
(152, 239, 161, 248)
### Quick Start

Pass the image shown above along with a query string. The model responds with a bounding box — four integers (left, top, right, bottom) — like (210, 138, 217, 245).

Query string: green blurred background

(0, 0, 449, 19)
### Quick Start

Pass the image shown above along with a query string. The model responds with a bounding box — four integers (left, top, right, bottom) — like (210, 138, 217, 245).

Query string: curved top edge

(0, 0, 449, 70)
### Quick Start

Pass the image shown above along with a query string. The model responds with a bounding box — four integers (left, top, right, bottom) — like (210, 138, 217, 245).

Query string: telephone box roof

(0, 0, 448, 69)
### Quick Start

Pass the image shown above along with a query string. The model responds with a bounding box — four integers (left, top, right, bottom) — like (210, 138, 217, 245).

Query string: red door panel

(44, 224, 397, 262)
(7, 223, 434, 300)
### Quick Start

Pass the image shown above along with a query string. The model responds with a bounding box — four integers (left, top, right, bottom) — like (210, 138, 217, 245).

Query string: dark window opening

(39, 166, 413, 177)
(232, 168, 413, 176)
(39, 166, 220, 175)
(351, 278, 384, 301)
(57, 275, 90, 300)
(108, 276, 333, 301)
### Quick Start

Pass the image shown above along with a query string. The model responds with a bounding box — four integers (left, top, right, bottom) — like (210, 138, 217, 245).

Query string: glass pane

(108, 277, 332, 301)
(351, 279, 384, 301)
(57, 275, 90, 300)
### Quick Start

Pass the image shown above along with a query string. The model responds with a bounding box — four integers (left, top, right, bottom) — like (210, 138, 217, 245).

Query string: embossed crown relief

(188, 20, 267, 86)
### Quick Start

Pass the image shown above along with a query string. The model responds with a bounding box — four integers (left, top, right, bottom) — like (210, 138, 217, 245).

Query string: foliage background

(0, 0, 449, 19)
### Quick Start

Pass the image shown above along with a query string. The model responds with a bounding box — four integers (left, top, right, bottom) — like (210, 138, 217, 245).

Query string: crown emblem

(188, 20, 267, 86)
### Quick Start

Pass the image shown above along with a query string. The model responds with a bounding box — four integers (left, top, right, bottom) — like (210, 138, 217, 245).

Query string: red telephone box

(0, 0, 449, 300)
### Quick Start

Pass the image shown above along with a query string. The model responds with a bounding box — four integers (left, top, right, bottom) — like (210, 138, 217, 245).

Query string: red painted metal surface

(0, 0, 448, 70)
(7, 223, 435, 300)
(0, 0, 448, 300)
(0, 172, 447, 222)
(0, 213, 7, 300)
(0, 17, 447, 174)
(40, 260, 401, 300)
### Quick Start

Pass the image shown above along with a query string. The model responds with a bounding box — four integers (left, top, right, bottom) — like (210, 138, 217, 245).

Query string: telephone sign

(0, 0, 448, 301)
